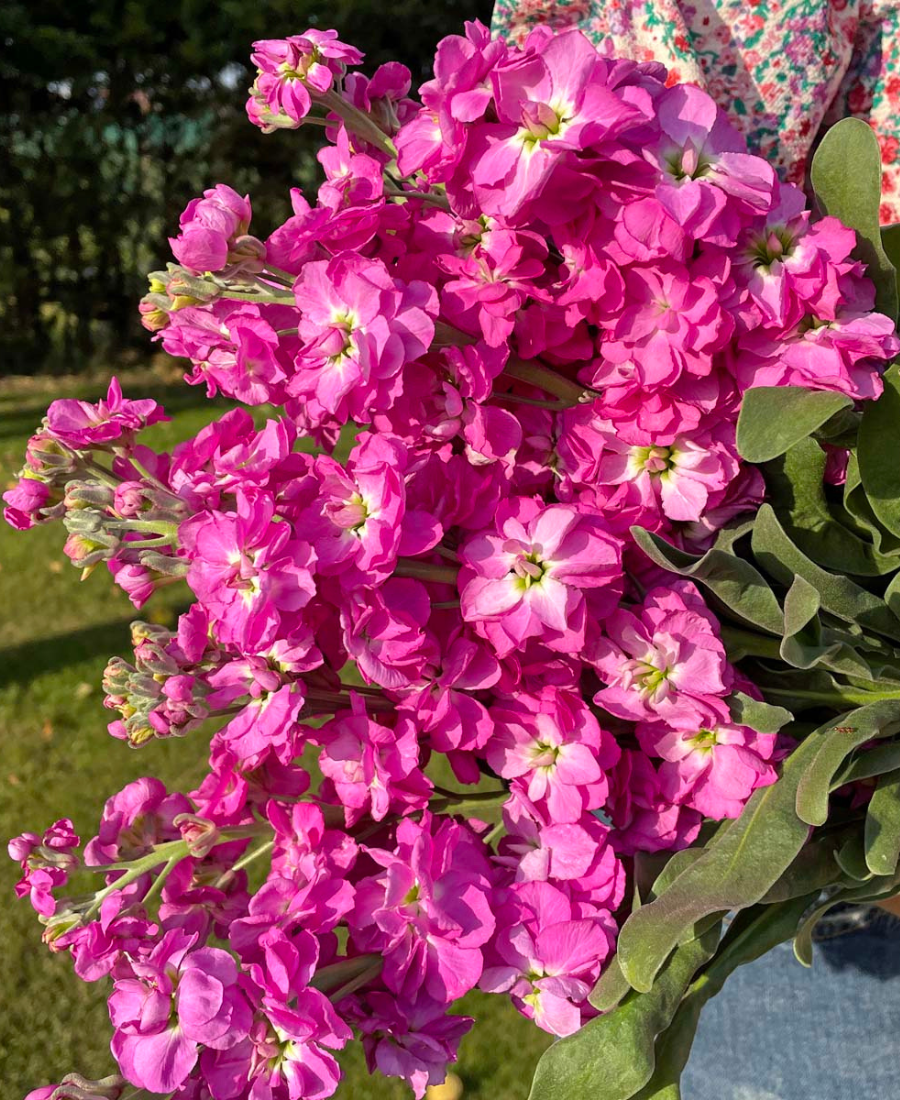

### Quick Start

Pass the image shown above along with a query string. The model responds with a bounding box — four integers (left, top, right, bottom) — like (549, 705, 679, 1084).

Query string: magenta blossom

(351, 992, 473, 1100)
(460, 497, 622, 657)
(591, 581, 733, 730)
(638, 719, 778, 819)
(44, 378, 167, 450)
(290, 252, 437, 427)
(8, 818, 80, 918)
(170, 184, 264, 275)
(318, 695, 432, 826)
(487, 687, 619, 822)
(349, 814, 497, 1003)
(481, 880, 615, 1036)
(180, 494, 316, 649)
(110, 929, 252, 1093)
(248, 31, 363, 131)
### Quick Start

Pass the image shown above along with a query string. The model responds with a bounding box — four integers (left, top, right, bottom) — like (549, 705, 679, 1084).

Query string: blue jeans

(683, 906, 900, 1100)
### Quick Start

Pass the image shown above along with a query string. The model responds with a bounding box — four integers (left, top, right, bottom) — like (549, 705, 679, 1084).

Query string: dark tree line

(0, 0, 492, 374)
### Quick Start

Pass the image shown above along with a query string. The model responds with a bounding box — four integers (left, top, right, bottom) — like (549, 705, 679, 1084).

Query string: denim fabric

(682, 906, 900, 1100)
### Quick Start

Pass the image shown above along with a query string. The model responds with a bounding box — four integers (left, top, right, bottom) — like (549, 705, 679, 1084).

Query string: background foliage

(0, 0, 492, 375)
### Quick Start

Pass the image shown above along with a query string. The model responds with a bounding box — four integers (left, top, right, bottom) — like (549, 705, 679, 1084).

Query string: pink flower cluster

(6, 20, 895, 1100)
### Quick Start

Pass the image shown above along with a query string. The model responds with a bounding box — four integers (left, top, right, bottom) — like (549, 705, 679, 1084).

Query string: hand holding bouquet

(10, 20, 900, 1100)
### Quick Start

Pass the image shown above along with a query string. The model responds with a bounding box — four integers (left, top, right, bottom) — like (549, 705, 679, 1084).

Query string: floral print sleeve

(491, 0, 900, 222)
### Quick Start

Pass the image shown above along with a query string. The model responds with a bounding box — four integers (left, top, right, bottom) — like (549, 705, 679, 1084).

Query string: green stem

(384, 184, 451, 210)
(117, 518, 180, 537)
(82, 457, 124, 486)
(214, 286, 295, 304)
(762, 685, 900, 707)
(140, 854, 181, 909)
(502, 357, 599, 407)
(83, 824, 271, 921)
(319, 89, 398, 159)
(393, 558, 459, 585)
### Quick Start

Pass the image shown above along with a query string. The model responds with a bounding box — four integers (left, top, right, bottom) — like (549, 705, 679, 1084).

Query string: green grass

(0, 376, 551, 1097)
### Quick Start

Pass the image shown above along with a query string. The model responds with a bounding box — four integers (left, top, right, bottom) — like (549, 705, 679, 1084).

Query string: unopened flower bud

(63, 480, 115, 510)
(174, 812, 221, 858)
(139, 293, 170, 332)
(53, 1073, 126, 1100)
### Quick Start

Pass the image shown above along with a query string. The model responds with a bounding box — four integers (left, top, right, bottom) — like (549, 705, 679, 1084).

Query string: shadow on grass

(0, 619, 138, 687)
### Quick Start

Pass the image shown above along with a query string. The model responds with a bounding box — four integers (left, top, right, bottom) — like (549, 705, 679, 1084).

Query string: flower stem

(394, 558, 459, 585)
(319, 89, 398, 159)
(502, 357, 600, 407)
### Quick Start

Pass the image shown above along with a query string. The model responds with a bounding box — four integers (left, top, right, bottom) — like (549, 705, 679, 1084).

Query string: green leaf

(793, 875, 900, 966)
(751, 504, 900, 643)
(748, 664, 896, 711)
(886, 572, 900, 621)
(616, 732, 823, 993)
(865, 768, 900, 875)
(629, 895, 821, 1100)
(843, 454, 900, 556)
(794, 700, 900, 826)
(760, 834, 846, 902)
(882, 223, 900, 276)
(736, 387, 852, 463)
(811, 117, 899, 321)
(528, 927, 721, 1100)
(833, 740, 900, 787)
(778, 578, 888, 680)
(835, 834, 874, 882)
(630, 527, 784, 635)
(589, 954, 632, 1013)
(859, 363, 900, 539)
(763, 439, 898, 576)
(726, 691, 793, 733)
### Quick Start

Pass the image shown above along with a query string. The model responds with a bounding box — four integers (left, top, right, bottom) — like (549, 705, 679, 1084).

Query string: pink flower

(180, 494, 316, 649)
(496, 792, 626, 910)
(340, 579, 436, 690)
(349, 814, 496, 1003)
(638, 719, 777, 819)
(110, 929, 251, 1094)
(487, 687, 619, 822)
(352, 992, 473, 1100)
(597, 261, 732, 393)
(299, 433, 407, 585)
(592, 582, 732, 729)
(2, 475, 53, 530)
(248, 31, 363, 131)
(481, 880, 614, 1036)
(290, 253, 437, 426)
(468, 30, 649, 216)
(404, 626, 500, 783)
(170, 184, 264, 275)
(8, 819, 80, 918)
(607, 748, 703, 855)
(589, 419, 741, 524)
(45, 378, 167, 450)
(460, 497, 622, 657)
(318, 695, 432, 826)
(84, 778, 190, 866)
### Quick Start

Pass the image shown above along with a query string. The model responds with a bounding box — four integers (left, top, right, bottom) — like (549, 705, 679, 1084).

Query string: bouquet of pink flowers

(10, 20, 900, 1100)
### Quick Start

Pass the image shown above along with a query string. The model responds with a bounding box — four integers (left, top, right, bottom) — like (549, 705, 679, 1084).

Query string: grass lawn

(0, 374, 552, 1098)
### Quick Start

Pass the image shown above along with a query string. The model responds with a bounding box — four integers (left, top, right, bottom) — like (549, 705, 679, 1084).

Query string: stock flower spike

(8, 18, 900, 1100)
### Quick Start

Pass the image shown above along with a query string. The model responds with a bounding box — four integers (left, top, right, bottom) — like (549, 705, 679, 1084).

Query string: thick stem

(319, 89, 397, 159)
(393, 558, 460, 585)
(502, 357, 600, 407)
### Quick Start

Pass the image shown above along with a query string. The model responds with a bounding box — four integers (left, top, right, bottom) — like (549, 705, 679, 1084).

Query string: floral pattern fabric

(491, 0, 900, 222)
